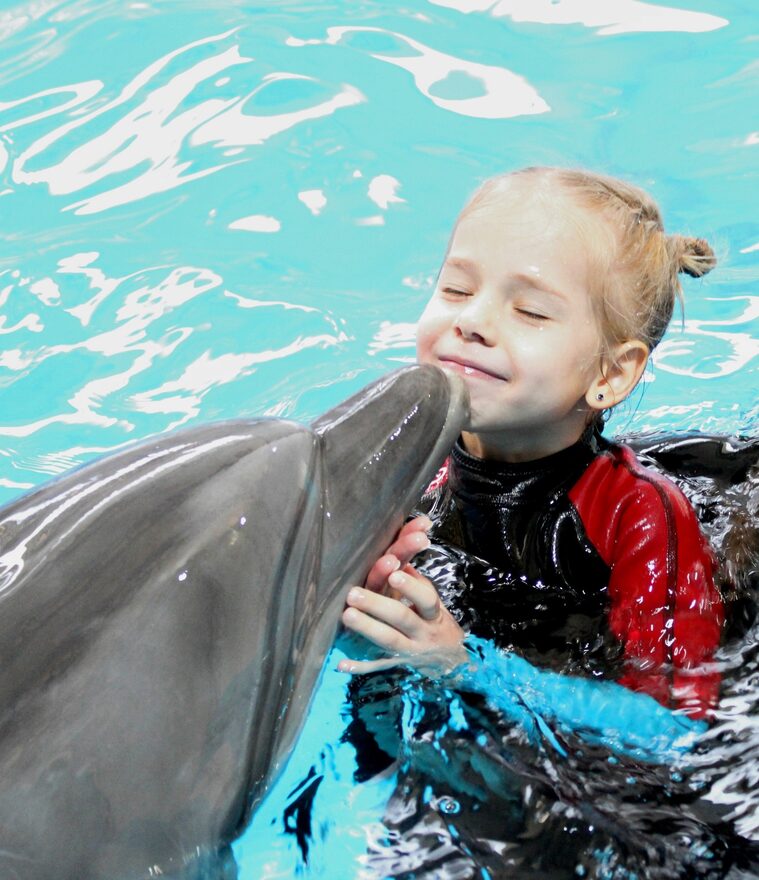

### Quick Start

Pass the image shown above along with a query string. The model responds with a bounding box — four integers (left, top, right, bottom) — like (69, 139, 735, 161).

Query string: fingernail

(348, 587, 362, 603)
(388, 570, 404, 588)
(343, 607, 358, 622)
(337, 660, 354, 673)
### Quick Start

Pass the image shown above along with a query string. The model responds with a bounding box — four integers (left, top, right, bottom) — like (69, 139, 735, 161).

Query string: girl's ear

(586, 340, 649, 411)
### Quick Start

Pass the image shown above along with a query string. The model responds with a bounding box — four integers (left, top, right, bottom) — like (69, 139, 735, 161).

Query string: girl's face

(416, 187, 606, 461)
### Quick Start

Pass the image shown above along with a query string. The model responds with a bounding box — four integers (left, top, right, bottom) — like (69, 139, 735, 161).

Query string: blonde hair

(458, 166, 717, 360)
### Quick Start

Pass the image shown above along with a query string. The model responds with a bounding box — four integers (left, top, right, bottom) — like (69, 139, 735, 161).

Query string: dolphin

(0, 364, 468, 880)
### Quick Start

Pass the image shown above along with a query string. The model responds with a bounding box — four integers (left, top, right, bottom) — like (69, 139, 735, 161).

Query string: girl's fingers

(364, 518, 432, 593)
(364, 554, 401, 593)
(342, 603, 413, 652)
(344, 588, 422, 640)
(408, 515, 432, 532)
(392, 515, 431, 541)
(387, 568, 442, 622)
(337, 656, 401, 675)
(383, 517, 432, 564)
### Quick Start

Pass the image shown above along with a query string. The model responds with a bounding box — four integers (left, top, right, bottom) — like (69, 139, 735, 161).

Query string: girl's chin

(460, 403, 512, 435)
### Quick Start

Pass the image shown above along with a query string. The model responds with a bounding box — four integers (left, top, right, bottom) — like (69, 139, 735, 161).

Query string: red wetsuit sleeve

(569, 446, 724, 719)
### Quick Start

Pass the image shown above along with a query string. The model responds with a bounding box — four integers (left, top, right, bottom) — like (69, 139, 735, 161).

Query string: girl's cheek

(417, 297, 458, 361)
(416, 333, 435, 364)
(416, 319, 439, 363)
(508, 335, 539, 360)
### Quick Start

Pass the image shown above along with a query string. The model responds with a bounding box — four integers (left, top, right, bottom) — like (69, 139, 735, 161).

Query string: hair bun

(672, 235, 717, 278)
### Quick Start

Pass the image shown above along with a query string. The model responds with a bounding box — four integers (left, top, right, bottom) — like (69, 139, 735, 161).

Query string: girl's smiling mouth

(438, 356, 508, 382)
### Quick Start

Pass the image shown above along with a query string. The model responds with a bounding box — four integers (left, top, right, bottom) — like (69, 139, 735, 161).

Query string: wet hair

(458, 166, 717, 360)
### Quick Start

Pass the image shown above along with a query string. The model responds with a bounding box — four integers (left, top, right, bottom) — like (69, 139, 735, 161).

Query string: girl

(338, 166, 724, 720)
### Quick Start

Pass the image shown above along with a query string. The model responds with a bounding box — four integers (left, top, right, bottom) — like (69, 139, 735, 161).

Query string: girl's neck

(461, 425, 590, 464)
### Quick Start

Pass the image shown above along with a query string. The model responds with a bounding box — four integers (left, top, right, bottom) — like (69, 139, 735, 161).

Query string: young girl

(338, 166, 724, 720)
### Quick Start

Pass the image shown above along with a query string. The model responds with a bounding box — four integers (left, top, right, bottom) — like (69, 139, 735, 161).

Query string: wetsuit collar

(449, 433, 601, 502)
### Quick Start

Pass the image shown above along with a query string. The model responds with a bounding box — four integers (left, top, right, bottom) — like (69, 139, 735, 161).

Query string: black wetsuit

(340, 433, 727, 879)
(287, 434, 759, 879)
(414, 432, 723, 715)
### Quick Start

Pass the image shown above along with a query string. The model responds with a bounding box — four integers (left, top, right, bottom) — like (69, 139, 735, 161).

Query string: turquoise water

(0, 0, 757, 876)
(1, 0, 756, 505)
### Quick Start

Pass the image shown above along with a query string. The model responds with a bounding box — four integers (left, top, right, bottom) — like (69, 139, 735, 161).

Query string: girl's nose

(454, 296, 497, 345)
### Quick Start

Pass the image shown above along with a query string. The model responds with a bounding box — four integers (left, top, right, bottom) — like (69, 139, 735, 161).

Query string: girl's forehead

(461, 181, 587, 231)
(452, 185, 613, 271)
(454, 195, 584, 254)
(446, 190, 609, 307)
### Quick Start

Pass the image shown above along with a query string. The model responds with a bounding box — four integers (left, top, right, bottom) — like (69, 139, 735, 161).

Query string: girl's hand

(363, 515, 432, 594)
(338, 563, 467, 676)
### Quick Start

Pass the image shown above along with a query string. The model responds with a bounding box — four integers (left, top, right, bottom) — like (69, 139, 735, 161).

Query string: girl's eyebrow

(512, 271, 568, 302)
(443, 257, 479, 275)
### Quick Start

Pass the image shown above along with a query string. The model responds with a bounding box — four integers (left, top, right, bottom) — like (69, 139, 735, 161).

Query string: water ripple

(653, 296, 759, 379)
(287, 25, 548, 119)
(2, 28, 365, 215)
(428, 0, 728, 36)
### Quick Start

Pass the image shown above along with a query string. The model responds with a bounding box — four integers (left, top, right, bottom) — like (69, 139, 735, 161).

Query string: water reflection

(0, 253, 347, 446)
(428, 0, 728, 36)
(654, 296, 759, 379)
(3, 29, 365, 215)
(287, 25, 549, 118)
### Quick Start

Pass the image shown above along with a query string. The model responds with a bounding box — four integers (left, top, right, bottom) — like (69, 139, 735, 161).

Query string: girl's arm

(569, 445, 724, 719)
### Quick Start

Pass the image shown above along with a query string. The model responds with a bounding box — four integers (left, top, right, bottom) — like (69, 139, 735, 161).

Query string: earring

(596, 393, 605, 401)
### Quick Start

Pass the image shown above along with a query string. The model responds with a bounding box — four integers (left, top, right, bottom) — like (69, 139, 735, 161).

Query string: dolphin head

(314, 363, 468, 584)
(251, 364, 468, 811)
(0, 364, 467, 880)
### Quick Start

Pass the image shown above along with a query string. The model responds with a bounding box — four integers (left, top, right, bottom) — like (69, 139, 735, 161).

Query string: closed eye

(516, 307, 550, 321)
(442, 287, 472, 297)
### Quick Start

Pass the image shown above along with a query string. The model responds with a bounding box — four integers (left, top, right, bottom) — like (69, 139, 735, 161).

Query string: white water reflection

(368, 321, 416, 361)
(13, 448, 91, 477)
(0, 477, 34, 491)
(0, 81, 102, 133)
(0, 349, 34, 370)
(193, 72, 364, 148)
(653, 296, 759, 379)
(0, 312, 43, 335)
(130, 333, 347, 429)
(287, 26, 548, 119)
(0, 247, 350, 441)
(428, 0, 728, 35)
(223, 291, 318, 313)
(0, 0, 66, 44)
(28, 278, 61, 306)
(228, 215, 281, 233)
(7, 30, 246, 209)
(61, 252, 121, 327)
(114, 266, 221, 326)
(402, 273, 436, 292)
(0, 261, 221, 437)
(298, 189, 327, 215)
(2, 30, 364, 214)
(367, 175, 405, 210)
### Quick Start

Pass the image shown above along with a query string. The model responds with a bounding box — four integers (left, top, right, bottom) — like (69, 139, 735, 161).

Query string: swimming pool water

(0, 1, 756, 877)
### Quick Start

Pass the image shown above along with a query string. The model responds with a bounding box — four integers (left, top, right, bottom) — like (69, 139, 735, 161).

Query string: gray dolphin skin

(0, 365, 468, 880)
